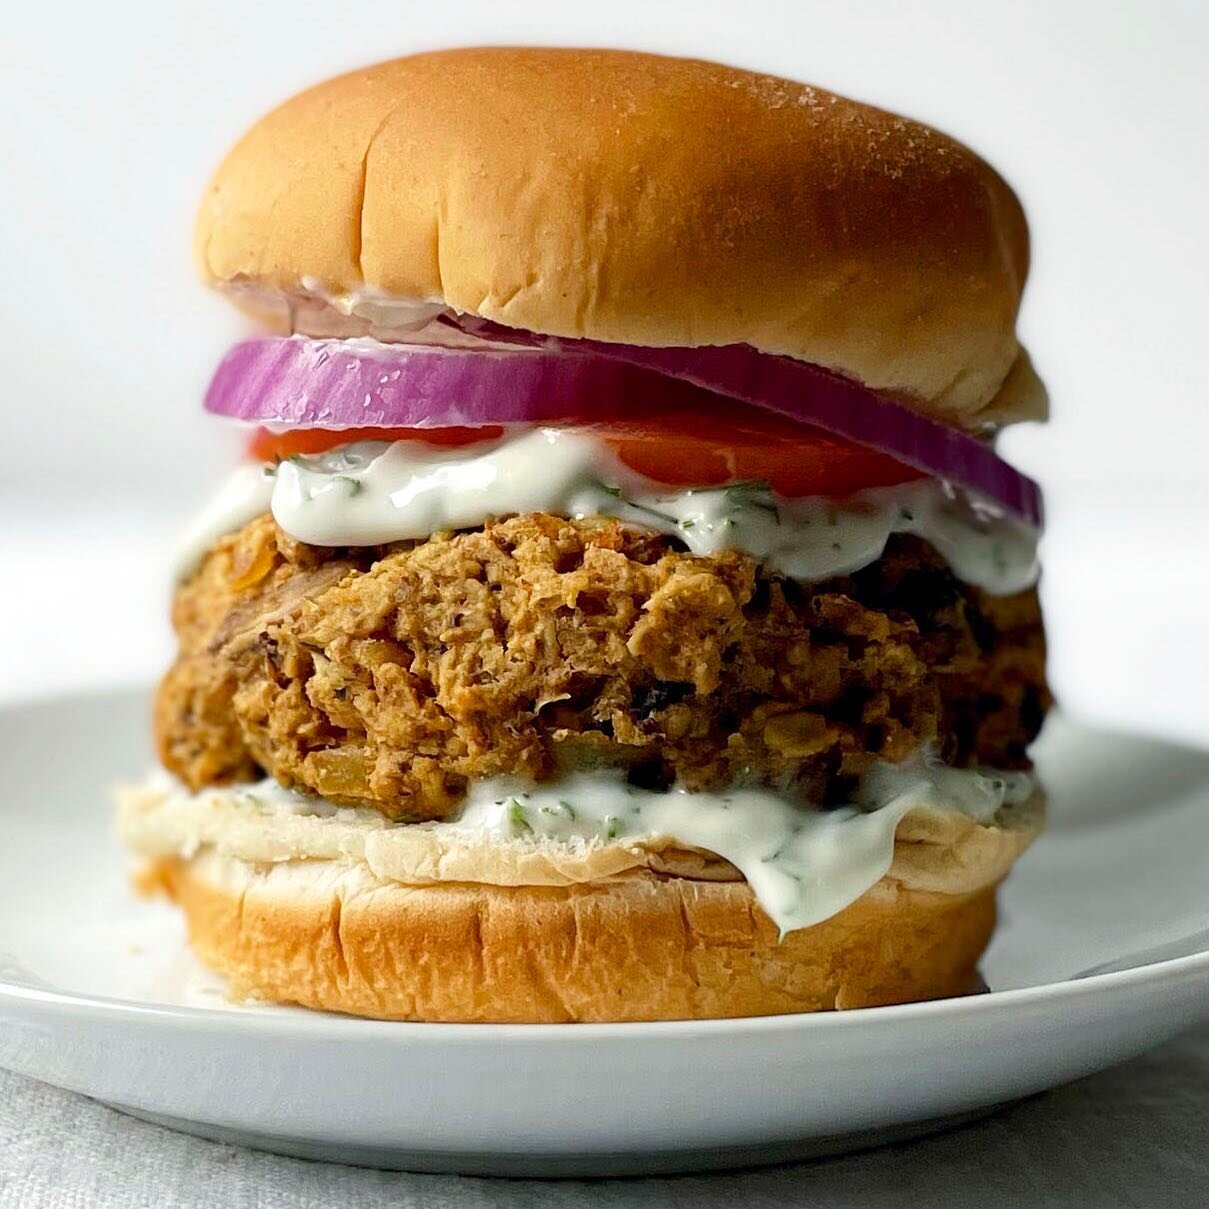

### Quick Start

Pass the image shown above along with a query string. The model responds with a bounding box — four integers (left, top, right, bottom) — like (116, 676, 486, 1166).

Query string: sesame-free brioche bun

(120, 781, 1043, 1022)
(196, 47, 1045, 430)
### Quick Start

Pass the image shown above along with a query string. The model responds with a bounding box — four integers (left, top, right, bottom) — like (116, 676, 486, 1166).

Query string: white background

(1, 0, 1206, 743)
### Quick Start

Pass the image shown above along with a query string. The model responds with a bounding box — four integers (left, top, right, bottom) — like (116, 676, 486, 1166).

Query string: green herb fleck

(605, 815, 622, 840)
(557, 799, 577, 820)
(599, 483, 623, 497)
(624, 500, 679, 527)
(724, 481, 778, 515)
(506, 799, 532, 834)
(680, 519, 696, 530)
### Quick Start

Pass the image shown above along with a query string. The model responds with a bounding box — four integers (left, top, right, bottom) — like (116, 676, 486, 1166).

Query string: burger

(118, 47, 1050, 1022)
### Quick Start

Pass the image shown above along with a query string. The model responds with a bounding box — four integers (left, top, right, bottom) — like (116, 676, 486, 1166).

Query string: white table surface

(1, 501, 1206, 1202)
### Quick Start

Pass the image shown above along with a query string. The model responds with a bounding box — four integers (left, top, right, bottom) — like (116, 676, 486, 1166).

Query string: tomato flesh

(596, 414, 921, 498)
(249, 415, 921, 500)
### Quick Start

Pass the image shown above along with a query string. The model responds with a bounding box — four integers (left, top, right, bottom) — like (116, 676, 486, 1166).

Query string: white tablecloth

(2, 1024, 1208, 1206)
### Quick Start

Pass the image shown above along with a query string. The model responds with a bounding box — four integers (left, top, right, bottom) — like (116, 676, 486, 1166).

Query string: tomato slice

(248, 414, 921, 499)
(596, 413, 921, 498)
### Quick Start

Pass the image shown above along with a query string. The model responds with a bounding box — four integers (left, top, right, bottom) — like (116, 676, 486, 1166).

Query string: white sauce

(128, 757, 1033, 935)
(298, 278, 449, 330)
(173, 462, 275, 580)
(262, 428, 1037, 593)
(451, 757, 1032, 934)
(173, 428, 1037, 592)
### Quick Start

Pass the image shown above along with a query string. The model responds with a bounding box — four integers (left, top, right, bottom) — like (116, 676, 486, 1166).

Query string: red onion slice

(203, 338, 728, 430)
(204, 334, 1043, 527)
(447, 316, 1044, 528)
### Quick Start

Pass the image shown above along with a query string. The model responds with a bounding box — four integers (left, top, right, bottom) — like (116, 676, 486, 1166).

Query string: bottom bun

(144, 852, 999, 1022)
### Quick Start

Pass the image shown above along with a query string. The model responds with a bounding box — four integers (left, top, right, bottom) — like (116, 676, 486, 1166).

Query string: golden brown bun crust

(148, 853, 997, 1021)
(197, 47, 1044, 428)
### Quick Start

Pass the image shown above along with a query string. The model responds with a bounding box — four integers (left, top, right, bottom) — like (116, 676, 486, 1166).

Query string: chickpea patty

(156, 513, 1049, 820)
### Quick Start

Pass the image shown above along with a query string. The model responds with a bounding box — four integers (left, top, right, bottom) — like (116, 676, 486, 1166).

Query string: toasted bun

(122, 781, 1043, 1021)
(144, 854, 999, 1021)
(197, 47, 1045, 429)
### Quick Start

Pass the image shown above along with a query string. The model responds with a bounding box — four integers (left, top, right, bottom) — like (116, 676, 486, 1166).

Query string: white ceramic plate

(1, 689, 1207, 1176)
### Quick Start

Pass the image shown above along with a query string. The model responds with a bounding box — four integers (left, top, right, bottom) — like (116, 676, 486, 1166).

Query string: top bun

(197, 47, 1045, 428)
